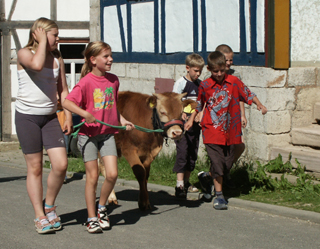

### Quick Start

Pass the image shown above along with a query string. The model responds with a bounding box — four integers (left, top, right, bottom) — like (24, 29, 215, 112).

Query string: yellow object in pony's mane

(149, 102, 155, 108)
(183, 104, 195, 114)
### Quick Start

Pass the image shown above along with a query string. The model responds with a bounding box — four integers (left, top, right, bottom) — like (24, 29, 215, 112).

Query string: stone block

(138, 64, 160, 80)
(265, 110, 291, 134)
(317, 68, 320, 86)
(248, 108, 265, 133)
(292, 110, 313, 128)
(160, 64, 175, 79)
(175, 65, 187, 81)
(231, 66, 243, 79)
(110, 63, 125, 77)
(313, 102, 320, 121)
(118, 78, 155, 94)
(118, 78, 135, 92)
(126, 63, 139, 78)
(296, 87, 320, 111)
(240, 66, 287, 88)
(292, 125, 320, 148)
(249, 109, 291, 134)
(245, 131, 269, 161)
(249, 87, 295, 111)
(288, 67, 316, 86)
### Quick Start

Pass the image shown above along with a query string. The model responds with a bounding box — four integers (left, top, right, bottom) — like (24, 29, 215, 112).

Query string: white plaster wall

(103, 5, 127, 52)
(165, 0, 193, 53)
(57, 0, 90, 21)
(291, 0, 320, 64)
(132, 2, 154, 52)
(6, 0, 50, 20)
(205, 0, 240, 52)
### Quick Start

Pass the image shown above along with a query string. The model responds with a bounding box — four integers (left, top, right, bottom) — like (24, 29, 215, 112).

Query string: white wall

(291, 0, 320, 66)
(102, 0, 265, 54)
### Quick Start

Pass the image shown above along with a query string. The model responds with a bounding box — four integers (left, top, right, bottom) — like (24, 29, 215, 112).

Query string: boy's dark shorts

(173, 123, 201, 173)
(15, 110, 65, 154)
(205, 143, 235, 179)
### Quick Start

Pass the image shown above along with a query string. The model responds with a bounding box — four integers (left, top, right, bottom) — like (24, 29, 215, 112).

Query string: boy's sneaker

(86, 218, 103, 233)
(175, 185, 187, 199)
(184, 181, 199, 193)
(213, 197, 228, 210)
(198, 171, 213, 201)
(97, 207, 110, 230)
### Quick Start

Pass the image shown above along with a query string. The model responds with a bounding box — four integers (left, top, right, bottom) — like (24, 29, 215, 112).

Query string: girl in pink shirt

(63, 41, 134, 233)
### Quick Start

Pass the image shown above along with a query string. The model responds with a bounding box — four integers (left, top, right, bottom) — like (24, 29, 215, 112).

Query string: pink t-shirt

(66, 72, 120, 137)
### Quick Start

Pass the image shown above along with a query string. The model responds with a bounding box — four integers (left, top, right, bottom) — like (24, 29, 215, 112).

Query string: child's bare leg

(25, 152, 45, 218)
(99, 155, 118, 206)
(45, 147, 68, 205)
(176, 172, 184, 182)
(213, 176, 223, 193)
(84, 160, 99, 218)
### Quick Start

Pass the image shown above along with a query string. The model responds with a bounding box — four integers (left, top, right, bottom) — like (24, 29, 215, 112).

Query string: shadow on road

(60, 188, 205, 229)
(0, 175, 26, 183)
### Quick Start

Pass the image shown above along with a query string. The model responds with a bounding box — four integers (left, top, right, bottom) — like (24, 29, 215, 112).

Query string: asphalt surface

(0, 148, 320, 249)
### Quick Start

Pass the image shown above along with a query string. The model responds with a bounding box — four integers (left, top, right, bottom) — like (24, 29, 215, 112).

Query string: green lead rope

(71, 119, 164, 137)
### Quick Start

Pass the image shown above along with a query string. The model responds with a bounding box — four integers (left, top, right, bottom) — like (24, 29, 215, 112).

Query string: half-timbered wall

(101, 0, 265, 66)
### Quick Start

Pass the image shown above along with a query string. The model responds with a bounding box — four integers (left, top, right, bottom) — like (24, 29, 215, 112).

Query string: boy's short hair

(207, 51, 226, 70)
(215, 44, 233, 54)
(185, 53, 205, 69)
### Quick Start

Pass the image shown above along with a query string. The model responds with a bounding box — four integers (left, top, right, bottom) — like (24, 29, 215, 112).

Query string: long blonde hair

(80, 41, 111, 79)
(25, 17, 60, 57)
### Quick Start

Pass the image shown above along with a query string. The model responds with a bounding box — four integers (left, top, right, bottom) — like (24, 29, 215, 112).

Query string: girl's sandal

(45, 206, 62, 231)
(34, 216, 55, 234)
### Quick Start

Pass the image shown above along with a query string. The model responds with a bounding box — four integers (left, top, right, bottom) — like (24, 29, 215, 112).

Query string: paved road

(1, 161, 320, 249)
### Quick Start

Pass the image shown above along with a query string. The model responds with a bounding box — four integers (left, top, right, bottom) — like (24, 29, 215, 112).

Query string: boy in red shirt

(190, 51, 267, 210)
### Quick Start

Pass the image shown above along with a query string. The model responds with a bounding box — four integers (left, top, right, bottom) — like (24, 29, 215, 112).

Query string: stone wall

(110, 63, 320, 162)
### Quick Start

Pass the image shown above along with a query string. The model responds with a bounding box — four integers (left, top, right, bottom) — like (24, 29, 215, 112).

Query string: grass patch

(44, 152, 320, 213)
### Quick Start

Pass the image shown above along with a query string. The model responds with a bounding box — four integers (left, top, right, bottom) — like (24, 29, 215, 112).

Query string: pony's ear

(147, 94, 158, 109)
(176, 92, 187, 100)
(182, 99, 197, 110)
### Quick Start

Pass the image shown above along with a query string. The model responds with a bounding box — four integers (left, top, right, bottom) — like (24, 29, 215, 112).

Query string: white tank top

(15, 53, 60, 115)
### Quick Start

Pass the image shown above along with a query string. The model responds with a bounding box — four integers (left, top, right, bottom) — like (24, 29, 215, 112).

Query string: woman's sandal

(34, 216, 55, 234)
(45, 206, 62, 231)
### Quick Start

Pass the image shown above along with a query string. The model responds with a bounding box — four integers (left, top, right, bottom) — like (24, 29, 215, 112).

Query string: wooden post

(274, 0, 290, 69)
(1, 28, 12, 141)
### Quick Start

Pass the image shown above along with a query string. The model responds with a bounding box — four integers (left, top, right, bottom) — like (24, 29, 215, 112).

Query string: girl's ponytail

(80, 59, 91, 79)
